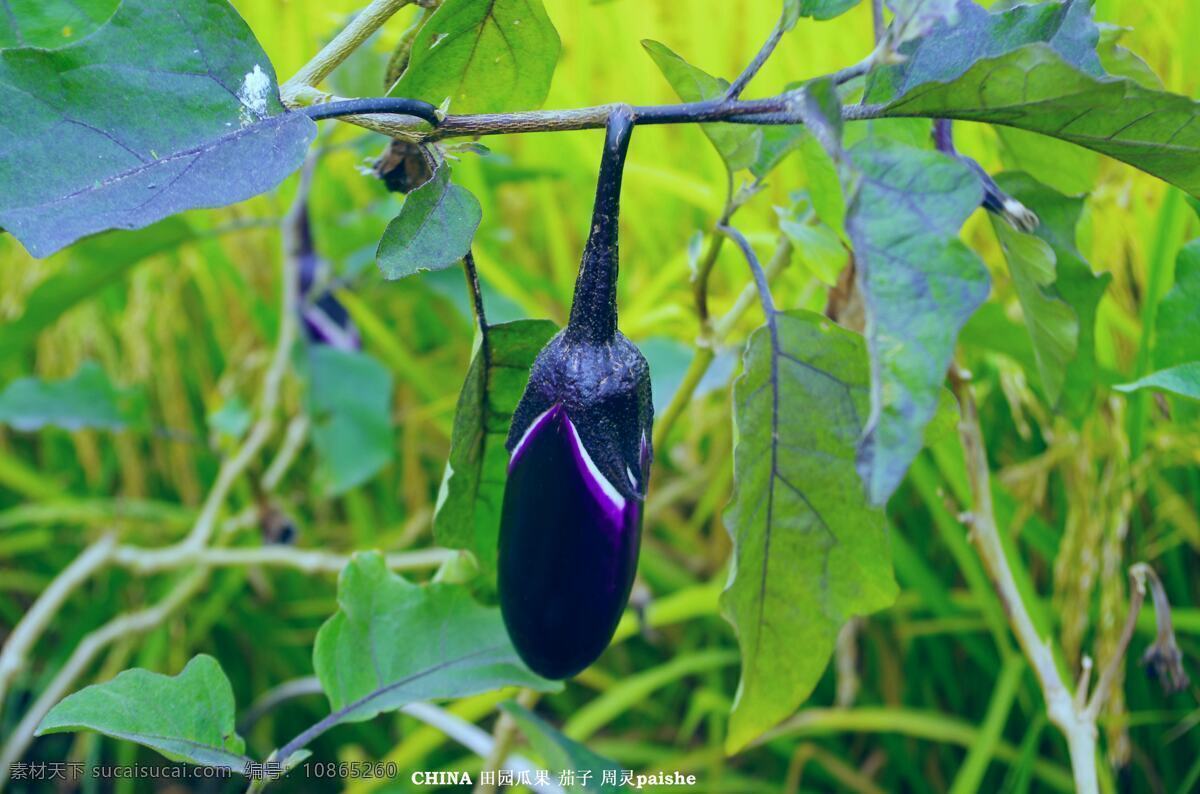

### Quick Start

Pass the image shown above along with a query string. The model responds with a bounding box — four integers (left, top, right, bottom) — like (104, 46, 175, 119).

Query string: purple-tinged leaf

(846, 139, 987, 505)
(0, 0, 315, 258)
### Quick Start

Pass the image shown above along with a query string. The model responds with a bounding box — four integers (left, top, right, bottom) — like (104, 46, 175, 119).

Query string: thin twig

(952, 374, 1098, 794)
(716, 225, 777, 317)
(0, 535, 117, 712)
(310, 96, 889, 142)
(474, 689, 538, 794)
(0, 570, 209, 786)
(725, 11, 788, 101)
(872, 0, 886, 45)
(282, 0, 418, 102)
(653, 234, 793, 450)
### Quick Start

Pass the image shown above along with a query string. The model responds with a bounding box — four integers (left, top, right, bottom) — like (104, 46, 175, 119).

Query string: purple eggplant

(498, 107, 653, 679)
(296, 199, 361, 351)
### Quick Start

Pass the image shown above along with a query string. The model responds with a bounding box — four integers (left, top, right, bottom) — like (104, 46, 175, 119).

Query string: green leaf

(307, 347, 394, 496)
(722, 310, 896, 752)
(0, 218, 195, 361)
(377, 166, 483, 280)
(313, 552, 557, 728)
(991, 215, 1077, 406)
(845, 139, 987, 505)
(36, 655, 250, 773)
(779, 214, 846, 286)
(798, 134, 846, 239)
(1115, 362, 1200, 401)
(642, 39, 762, 173)
(501, 702, 625, 792)
(1096, 23, 1162, 90)
(878, 43, 1200, 199)
(433, 319, 558, 580)
(867, 0, 1101, 103)
(390, 0, 560, 114)
(795, 0, 860, 22)
(0, 363, 142, 431)
(1155, 240, 1200, 369)
(0, 0, 315, 257)
(993, 172, 1109, 411)
(0, 0, 117, 49)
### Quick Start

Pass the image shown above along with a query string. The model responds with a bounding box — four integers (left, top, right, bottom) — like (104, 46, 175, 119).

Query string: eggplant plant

(1, 0, 1198, 792)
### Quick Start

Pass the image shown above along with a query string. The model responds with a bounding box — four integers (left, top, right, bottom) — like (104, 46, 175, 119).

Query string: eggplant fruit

(498, 106, 653, 679)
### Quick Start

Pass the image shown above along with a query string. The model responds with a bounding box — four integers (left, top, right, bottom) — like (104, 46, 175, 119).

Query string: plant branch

(653, 234, 793, 450)
(717, 224, 776, 317)
(725, 10, 788, 101)
(0, 569, 209, 787)
(0, 534, 117, 713)
(282, 0, 419, 103)
(951, 373, 1097, 794)
(309, 95, 888, 142)
(473, 689, 539, 794)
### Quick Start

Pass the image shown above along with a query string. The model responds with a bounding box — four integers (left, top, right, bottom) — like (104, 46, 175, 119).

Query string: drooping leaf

(0, 0, 117, 49)
(0, 363, 142, 431)
(501, 702, 625, 792)
(845, 139, 987, 505)
(990, 209, 1078, 406)
(878, 44, 1200, 198)
(0, 0, 315, 258)
(433, 319, 558, 581)
(867, 0, 1101, 103)
(1155, 240, 1200, 369)
(1115, 363, 1200, 401)
(993, 172, 1109, 412)
(642, 40, 762, 173)
(377, 166, 482, 280)
(722, 310, 896, 752)
(390, 0, 561, 114)
(307, 347, 394, 496)
(313, 553, 557, 729)
(797, 134, 847, 239)
(36, 655, 250, 773)
(0, 218, 195, 361)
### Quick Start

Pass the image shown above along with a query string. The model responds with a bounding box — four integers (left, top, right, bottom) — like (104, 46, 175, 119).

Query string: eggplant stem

(565, 105, 636, 344)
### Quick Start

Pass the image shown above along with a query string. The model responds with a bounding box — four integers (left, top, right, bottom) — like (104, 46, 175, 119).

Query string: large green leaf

(377, 166, 482, 280)
(0, 0, 117, 49)
(846, 139, 987, 505)
(307, 347, 394, 495)
(390, 0, 560, 114)
(0, 363, 142, 431)
(992, 172, 1109, 410)
(502, 701, 624, 792)
(0, 0, 315, 258)
(1115, 363, 1200, 401)
(721, 310, 896, 752)
(641, 39, 762, 173)
(878, 44, 1200, 199)
(867, 0, 1101, 103)
(313, 552, 556, 727)
(1155, 240, 1200, 369)
(36, 655, 250, 773)
(434, 319, 557, 580)
(0, 219, 195, 362)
